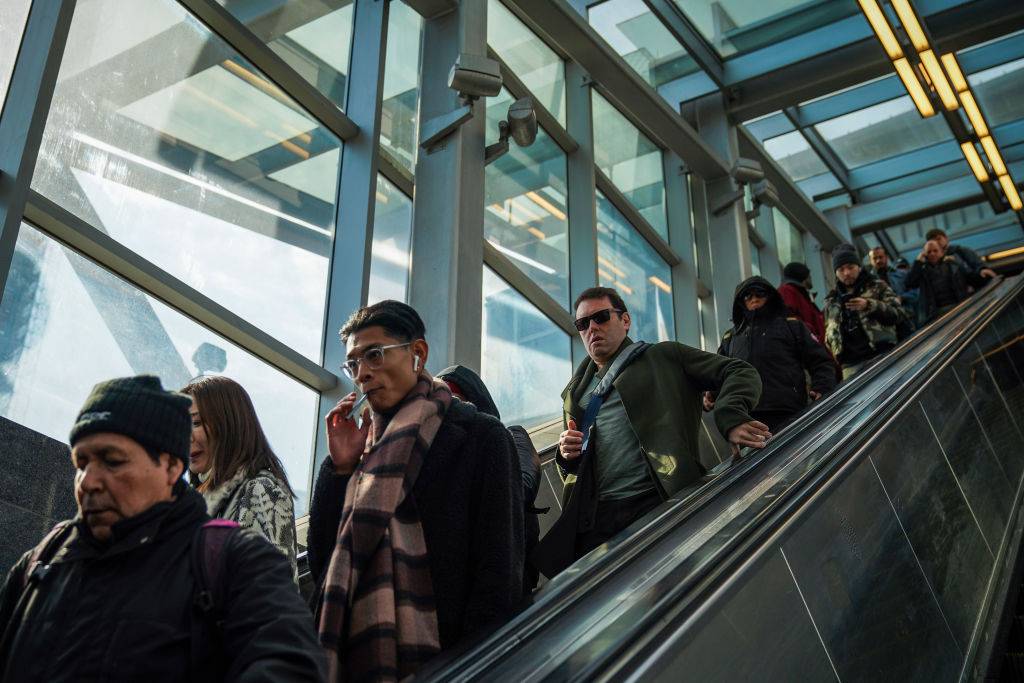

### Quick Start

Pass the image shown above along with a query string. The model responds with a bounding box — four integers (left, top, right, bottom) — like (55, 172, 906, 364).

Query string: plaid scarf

(318, 375, 451, 682)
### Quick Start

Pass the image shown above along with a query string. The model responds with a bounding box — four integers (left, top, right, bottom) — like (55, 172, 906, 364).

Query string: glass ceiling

(969, 56, 1024, 131)
(762, 130, 828, 181)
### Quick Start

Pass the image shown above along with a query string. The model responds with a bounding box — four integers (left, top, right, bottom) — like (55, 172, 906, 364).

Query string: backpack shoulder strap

(189, 519, 241, 680)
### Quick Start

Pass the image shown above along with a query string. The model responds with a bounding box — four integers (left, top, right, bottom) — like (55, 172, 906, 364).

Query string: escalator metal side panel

(623, 287, 1024, 682)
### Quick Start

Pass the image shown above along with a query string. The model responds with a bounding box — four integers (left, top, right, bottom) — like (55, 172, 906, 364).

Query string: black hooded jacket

(0, 484, 325, 682)
(718, 277, 837, 418)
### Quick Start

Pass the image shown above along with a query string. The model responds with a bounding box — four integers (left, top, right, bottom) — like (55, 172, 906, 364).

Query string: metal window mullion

(24, 191, 338, 392)
(175, 0, 359, 142)
(642, 0, 725, 88)
(663, 151, 700, 346)
(483, 242, 575, 336)
(487, 47, 578, 154)
(0, 0, 76, 308)
(565, 60, 597, 366)
(312, 0, 390, 478)
(783, 108, 853, 194)
(595, 169, 681, 267)
(378, 146, 415, 199)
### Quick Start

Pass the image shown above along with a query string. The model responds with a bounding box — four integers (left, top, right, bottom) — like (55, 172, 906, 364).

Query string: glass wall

(381, 1, 423, 174)
(487, 0, 566, 125)
(0, 224, 319, 514)
(217, 0, 354, 108)
(969, 56, 1024, 130)
(750, 242, 761, 276)
(368, 175, 413, 304)
(0, 0, 31, 111)
(592, 91, 668, 239)
(31, 0, 341, 361)
(485, 88, 570, 307)
(596, 191, 674, 342)
(481, 267, 572, 427)
(773, 209, 804, 267)
(763, 131, 829, 182)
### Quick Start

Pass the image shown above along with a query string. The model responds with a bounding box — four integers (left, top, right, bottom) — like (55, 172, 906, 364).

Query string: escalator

(418, 275, 1024, 681)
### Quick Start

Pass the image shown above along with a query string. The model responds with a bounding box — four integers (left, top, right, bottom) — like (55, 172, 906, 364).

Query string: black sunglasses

(574, 308, 623, 332)
(743, 288, 769, 300)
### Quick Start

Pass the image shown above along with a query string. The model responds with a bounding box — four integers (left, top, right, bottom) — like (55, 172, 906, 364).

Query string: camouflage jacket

(823, 274, 901, 360)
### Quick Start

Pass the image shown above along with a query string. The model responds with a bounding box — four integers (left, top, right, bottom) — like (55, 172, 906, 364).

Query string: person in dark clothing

(710, 277, 837, 434)
(309, 301, 523, 681)
(546, 287, 762, 572)
(906, 239, 978, 323)
(0, 375, 325, 682)
(777, 262, 826, 345)
(868, 247, 916, 340)
(925, 227, 996, 280)
(436, 364, 542, 596)
(824, 245, 902, 380)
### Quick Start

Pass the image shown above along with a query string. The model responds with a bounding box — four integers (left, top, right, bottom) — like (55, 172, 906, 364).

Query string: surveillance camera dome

(732, 157, 765, 184)
(507, 97, 538, 147)
(448, 54, 503, 100)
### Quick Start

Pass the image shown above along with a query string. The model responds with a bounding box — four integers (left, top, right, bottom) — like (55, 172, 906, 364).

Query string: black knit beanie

(783, 262, 810, 282)
(831, 244, 860, 271)
(69, 375, 192, 463)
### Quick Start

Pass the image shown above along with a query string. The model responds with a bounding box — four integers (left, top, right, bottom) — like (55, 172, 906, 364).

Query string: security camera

(732, 157, 764, 184)
(448, 54, 503, 102)
(751, 179, 779, 209)
(485, 97, 538, 165)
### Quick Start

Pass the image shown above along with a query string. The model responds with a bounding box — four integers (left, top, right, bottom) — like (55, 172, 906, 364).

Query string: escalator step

(1002, 653, 1024, 680)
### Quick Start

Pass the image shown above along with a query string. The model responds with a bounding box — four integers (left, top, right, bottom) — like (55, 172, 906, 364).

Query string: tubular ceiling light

(920, 50, 958, 110)
(987, 245, 1024, 260)
(891, 0, 929, 52)
(894, 58, 935, 116)
(857, 0, 903, 59)
(980, 136, 1007, 175)
(998, 175, 1023, 211)
(960, 92, 989, 137)
(941, 53, 968, 92)
(960, 142, 989, 182)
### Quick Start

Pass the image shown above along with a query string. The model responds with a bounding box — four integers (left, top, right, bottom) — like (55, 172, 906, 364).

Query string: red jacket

(778, 282, 826, 344)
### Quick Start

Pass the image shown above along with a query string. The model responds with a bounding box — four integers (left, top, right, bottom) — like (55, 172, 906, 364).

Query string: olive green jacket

(556, 338, 761, 500)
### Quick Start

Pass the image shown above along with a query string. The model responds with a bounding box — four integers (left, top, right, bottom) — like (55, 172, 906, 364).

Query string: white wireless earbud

(414, 357, 421, 372)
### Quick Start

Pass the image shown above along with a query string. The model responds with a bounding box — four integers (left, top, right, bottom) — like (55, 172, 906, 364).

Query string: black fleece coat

(307, 399, 524, 651)
(906, 255, 977, 322)
(0, 485, 325, 682)
(719, 276, 837, 422)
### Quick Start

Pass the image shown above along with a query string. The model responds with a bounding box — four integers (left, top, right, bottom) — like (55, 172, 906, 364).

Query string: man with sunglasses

(550, 287, 764, 564)
(306, 300, 524, 681)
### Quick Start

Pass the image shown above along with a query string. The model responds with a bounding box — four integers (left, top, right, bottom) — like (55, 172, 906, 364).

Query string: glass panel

(32, 0, 342, 361)
(813, 96, 951, 169)
(216, 0, 353, 109)
(596, 190, 674, 342)
(592, 91, 668, 239)
(750, 241, 761, 276)
(381, 1, 423, 174)
(762, 130, 830, 181)
(368, 175, 412, 305)
(481, 267, 572, 428)
(670, 0, 858, 59)
(0, 0, 32, 112)
(588, 0, 700, 99)
(773, 209, 803, 266)
(968, 56, 1024, 131)
(0, 224, 318, 514)
(485, 89, 570, 307)
(487, 0, 566, 126)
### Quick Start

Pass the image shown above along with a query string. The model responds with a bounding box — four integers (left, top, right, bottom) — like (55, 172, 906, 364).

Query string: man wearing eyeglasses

(306, 300, 523, 681)
(550, 287, 764, 564)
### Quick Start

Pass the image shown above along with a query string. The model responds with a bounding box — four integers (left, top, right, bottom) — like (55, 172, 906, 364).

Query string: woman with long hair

(182, 375, 298, 581)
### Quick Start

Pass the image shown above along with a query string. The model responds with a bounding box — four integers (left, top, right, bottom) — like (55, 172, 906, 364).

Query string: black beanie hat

(783, 262, 811, 282)
(831, 244, 860, 271)
(69, 375, 192, 463)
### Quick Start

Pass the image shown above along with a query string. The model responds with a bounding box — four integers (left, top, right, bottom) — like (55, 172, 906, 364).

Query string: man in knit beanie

(0, 375, 325, 681)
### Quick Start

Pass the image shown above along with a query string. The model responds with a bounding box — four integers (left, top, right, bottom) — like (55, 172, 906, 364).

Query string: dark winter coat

(307, 399, 524, 651)
(778, 279, 826, 344)
(719, 277, 837, 422)
(0, 484, 325, 682)
(906, 255, 975, 322)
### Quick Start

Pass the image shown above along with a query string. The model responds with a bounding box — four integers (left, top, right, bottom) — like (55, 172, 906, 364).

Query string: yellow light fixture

(960, 142, 989, 182)
(960, 91, 989, 137)
(920, 50, 958, 110)
(987, 245, 1024, 261)
(980, 136, 1007, 175)
(894, 58, 935, 116)
(857, 0, 903, 59)
(998, 174, 1023, 211)
(891, 0, 929, 51)
(941, 53, 968, 92)
(525, 191, 566, 221)
(527, 227, 546, 240)
(614, 280, 634, 295)
(598, 255, 626, 278)
(648, 276, 672, 294)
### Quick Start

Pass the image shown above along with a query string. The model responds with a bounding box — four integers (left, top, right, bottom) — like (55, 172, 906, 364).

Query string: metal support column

(565, 60, 597, 366)
(409, 0, 487, 372)
(663, 151, 700, 347)
(313, 0, 389, 474)
(696, 92, 750, 341)
(0, 0, 76, 304)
